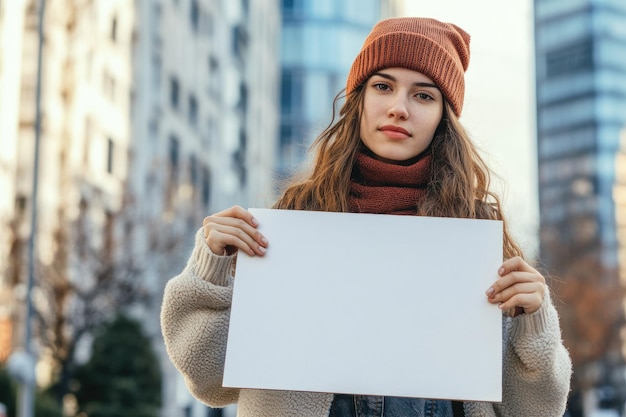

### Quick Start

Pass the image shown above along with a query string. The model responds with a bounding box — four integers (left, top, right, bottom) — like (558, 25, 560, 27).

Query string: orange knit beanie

(346, 17, 471, 116)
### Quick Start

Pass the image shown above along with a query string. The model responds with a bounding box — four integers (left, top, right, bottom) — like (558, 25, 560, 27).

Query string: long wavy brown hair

(273, 84, 523, 260)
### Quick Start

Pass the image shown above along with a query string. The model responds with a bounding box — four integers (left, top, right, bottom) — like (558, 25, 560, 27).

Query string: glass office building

(278, 0, 398, 179)
(534, 0, 626, 413)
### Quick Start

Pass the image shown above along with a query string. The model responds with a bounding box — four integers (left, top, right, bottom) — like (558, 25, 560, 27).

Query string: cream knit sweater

(161, 229, 572, 417)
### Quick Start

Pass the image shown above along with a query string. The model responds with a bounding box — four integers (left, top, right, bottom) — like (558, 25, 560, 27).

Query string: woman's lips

(379, 125, 411, 139)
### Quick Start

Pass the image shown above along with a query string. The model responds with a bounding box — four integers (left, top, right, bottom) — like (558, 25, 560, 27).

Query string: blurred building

(277, 0, 403, 179)
(533, 0, 626, 415)
(0, 0, 25, 363)
(133, 1, 280, 416)
(0, 1, 279, 417)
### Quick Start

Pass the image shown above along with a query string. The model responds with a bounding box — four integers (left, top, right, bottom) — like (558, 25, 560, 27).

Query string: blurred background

(0, 0, 625, 416)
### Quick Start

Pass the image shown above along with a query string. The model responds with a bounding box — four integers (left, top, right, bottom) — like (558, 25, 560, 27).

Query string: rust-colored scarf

(349, 151, 432, 215)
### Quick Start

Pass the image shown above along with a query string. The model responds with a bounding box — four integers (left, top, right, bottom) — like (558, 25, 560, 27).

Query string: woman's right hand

(202, 206, 268, 257)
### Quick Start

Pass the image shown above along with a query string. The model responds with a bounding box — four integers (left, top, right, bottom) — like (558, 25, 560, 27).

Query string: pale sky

(402, 0, 539, 256)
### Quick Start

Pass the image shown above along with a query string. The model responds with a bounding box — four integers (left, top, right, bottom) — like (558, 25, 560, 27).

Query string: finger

(204, 215, 265, 242)
(213, 222, 267, 254)
(203, 215, 268, 253)
(493, 269, 545, 290)
(203, 216, 267, 257)
(498, 256, 537, 276)
(209, 205, 259, 228)
(207, 229, 261, 256)
(487, 256, 545, 295)
(206, 224, 267, 256)
(486, 270, 542, 298)
(497, 292, 544, 314)
(487, 281, 542, 304)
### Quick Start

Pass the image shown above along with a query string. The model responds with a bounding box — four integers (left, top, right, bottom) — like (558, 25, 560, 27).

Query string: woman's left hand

(485, 256, 546, 315)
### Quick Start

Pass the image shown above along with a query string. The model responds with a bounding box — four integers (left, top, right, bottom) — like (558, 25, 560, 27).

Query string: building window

(238, 83, 248, 114)
(202, 167, 211, 207)
(207, 117, 216, 148)
(280, 124, 292, 150)
(546, 39, 593, 78)
(111, 15, 118, 42)
(239, 129, 247, 154)
(106, 138, 114, 174)
(281, 70, 303, 115)
(189, 155, 197, 186)
(16, 194, 27, 214)
(104, 211, 114, 257)
(149, 116, 159, 145)
(103, 70, 116, 101)
(190, 0, 199, 31)
(189, 94, 198, 126)
(282, 0, 303, 17)
(234, 130, 247, 186)
(169, 134, 179, 174)
(170, 76, 180, 110)
(152, 53, 162, 91)
(209, 56, 220, 99)
(209, 55, 219, 72)
(232, 24, 248, 61)
(281, 72, 292, 113)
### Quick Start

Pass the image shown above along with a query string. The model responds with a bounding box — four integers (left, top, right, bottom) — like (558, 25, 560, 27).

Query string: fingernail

(498, 267, 505, 275)
(261, 236, 268, 245)
(258, 245, 266, 254)
(486, 287, 495, 296)
(251, 217, 259, 226)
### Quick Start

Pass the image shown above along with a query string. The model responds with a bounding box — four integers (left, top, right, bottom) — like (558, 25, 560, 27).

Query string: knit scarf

(349, 151, 432, 215)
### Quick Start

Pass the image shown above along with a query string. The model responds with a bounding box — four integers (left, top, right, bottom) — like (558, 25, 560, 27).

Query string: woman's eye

(416, 93, 433, 100)
(373, 83, 390, 91)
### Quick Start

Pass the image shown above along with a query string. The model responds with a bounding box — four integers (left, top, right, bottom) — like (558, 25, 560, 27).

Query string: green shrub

(73, 315, 162, 417)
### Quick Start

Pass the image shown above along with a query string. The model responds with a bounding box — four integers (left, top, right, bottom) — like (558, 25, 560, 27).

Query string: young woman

(161, 17, 572, 417)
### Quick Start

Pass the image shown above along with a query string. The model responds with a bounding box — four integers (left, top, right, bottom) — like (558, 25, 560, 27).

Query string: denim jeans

(329, 394, 455, 417)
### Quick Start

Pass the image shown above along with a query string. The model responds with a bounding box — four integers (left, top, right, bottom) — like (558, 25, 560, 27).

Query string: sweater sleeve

(160, 228, 240, 407)
(493, 290, 572, 416)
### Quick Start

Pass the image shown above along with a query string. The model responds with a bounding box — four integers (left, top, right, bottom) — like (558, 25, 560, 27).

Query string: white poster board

(224, 209, 503, 402)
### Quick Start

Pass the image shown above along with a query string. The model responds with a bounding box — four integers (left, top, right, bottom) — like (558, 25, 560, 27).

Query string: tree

(0, 365, 17, 417)
(3, 179, 185, 411)
(72, 315, 162, 417)
(50, 187, 188, 404)
(541, 213, 626, 415)
(0, 365, 61, 417)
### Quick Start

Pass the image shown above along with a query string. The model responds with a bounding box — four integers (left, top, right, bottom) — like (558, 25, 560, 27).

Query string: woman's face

(359, 67, 444, 163)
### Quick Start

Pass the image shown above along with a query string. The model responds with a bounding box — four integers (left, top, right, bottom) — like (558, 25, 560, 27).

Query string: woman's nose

(387, 95, 409, 120)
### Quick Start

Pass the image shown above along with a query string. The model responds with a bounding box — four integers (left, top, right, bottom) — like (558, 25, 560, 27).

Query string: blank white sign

(223, 209, 503, 402)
